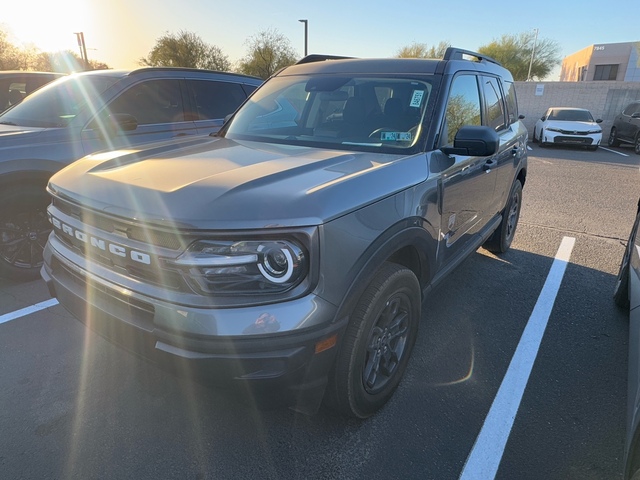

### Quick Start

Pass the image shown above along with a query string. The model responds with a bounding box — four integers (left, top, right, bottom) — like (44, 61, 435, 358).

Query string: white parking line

(459, 236, 576, 480)
(600, 146, 629, 157)
(0, 298, 59, 325)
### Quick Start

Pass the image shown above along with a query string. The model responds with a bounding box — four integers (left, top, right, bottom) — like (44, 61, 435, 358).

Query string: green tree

(139, 30, 231, 71)
(477, 32, 560, 81)
(395, 41, 451, 59)
(0, 28, 23, 70)
(238, 28, 298, 79)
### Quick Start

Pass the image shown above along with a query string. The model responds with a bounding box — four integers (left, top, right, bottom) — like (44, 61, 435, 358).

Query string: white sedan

(533, 107, 603, 151)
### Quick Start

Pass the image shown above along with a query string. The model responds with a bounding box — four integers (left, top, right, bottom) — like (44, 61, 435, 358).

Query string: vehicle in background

(0, 71, 65, 111)
(532, 107, 602, 150)
(614, 198, 640, 479)
(609, 101, 640, 154)
(42, 48, 528, 418)
(0, 67, 262, 281)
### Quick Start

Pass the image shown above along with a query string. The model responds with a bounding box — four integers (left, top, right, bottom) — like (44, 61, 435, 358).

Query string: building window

(593, 64, 619, 81)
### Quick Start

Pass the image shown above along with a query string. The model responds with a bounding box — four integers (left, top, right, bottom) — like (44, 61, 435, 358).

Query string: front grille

(554, 136, 593, 145)
(53, 197, 188, 250)
(557, 129, 590, 135)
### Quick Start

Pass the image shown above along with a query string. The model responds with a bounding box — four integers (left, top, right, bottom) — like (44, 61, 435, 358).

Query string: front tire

(325, 263, 420, 418)
(538, 129, 546, 147)
(0, 186, 51, 281)
(614, 210, 640, 309)
(608, 127, 621, 147)
(484, 180, 523, 253)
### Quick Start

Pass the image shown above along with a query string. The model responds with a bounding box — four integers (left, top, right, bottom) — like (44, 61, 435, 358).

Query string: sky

(2, 0, 639, 80)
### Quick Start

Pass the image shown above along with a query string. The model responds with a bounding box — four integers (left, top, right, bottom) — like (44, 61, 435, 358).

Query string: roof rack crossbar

(295, 54, 355, 65)
(443, 47, 501, 67)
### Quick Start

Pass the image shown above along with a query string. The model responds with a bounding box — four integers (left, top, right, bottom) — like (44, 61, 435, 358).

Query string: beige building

(561, 41, 640, 82)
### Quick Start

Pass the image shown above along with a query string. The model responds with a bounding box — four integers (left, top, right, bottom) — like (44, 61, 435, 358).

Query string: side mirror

(596, 119, 603, 123)
(440, 126, 499, 157)
(541, 116, 546, 121)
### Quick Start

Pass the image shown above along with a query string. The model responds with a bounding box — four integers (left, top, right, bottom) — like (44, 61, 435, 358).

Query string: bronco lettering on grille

(50, 216, 151, 265)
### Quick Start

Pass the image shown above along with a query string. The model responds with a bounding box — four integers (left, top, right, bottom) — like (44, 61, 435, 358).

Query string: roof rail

(443, 47, 501, 67)
(295, 54, 354, 65)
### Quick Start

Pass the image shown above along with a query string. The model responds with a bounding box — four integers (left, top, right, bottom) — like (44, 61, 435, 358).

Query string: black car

(0, 71, 65, 111)
(0, 67, 261, 280)
(608, 101, 640, 154)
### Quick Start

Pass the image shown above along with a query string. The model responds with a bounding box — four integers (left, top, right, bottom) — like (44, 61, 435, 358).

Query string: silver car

(0, 68, 261, 281)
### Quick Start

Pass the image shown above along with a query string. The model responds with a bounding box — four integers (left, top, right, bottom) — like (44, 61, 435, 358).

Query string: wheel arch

(333, 219, 437, 324)
(0, 170, 55, 196)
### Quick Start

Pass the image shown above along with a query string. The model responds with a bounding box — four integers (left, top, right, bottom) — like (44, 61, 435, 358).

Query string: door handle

(482, 159, 497, 172)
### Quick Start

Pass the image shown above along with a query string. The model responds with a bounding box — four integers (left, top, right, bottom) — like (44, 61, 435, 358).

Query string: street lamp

(73, 32, 89, 70)
(298, 19, 308, 57)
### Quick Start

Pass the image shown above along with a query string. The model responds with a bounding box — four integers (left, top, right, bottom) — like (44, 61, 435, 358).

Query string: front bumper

(544, 131, 601, 146)
(42, 240, 346, 412)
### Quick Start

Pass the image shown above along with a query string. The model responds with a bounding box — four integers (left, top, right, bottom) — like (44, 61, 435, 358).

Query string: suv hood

(49, 136, 428, 229)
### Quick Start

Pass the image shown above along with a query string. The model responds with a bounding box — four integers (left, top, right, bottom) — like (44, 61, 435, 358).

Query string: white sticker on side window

(409, 90, 425, 108)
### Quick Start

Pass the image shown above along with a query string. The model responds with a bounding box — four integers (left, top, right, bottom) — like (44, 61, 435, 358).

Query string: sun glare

(4, 0, 89, 53)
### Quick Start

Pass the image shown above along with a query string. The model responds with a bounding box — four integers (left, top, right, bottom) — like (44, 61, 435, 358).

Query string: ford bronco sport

(41, 48, 527, 418)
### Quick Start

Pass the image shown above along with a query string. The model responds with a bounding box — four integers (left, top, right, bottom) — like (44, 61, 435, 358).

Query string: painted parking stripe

(459, 236, 576, 480)
(0, 298, 59, 325)
(600, 146, 629, 157)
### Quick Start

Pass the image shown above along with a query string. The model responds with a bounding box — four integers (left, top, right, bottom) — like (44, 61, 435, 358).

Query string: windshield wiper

(0, 121, 17, 126)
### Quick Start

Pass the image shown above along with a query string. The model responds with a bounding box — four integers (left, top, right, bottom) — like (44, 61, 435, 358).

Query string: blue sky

(2, 0, 638, 80)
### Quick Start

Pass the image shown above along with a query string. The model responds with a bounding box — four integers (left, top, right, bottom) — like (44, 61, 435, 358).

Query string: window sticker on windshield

(409, 90, 425, 108)
(380, 131, 412, 142)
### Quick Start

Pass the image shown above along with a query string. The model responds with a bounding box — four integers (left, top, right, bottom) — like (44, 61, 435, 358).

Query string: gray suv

(0, 68, 261, 280)
(609, 100, 640, 154)
(41, 48, 528, 418)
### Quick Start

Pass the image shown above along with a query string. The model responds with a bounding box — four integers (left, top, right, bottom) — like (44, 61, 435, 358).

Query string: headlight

(588, 129, 602, 134)
(169, 238, 308, 296)
(546, 127, 562, 133)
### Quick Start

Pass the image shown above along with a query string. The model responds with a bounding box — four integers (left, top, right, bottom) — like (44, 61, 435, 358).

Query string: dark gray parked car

(41, 48, 528, 418)
(0, 71, 65, 111)
(609, 101, 640, 154)
(0, 68, 261, 280)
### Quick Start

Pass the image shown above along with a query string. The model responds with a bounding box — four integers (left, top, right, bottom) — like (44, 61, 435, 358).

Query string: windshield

(224, 74, 435, 153)
(548, 109, 595, 122)
(0, 75, 119, 128)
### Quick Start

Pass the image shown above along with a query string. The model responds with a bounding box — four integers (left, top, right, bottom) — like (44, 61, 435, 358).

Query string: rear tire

(484, 180, 523, 253)
(0, 185, 51, 282)
(635, 134, 640, 155)
(325, 262, 420, 418)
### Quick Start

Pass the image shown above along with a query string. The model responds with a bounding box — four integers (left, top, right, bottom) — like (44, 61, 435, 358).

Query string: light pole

(527, 28, 539, 81)
(73, 32, 89, 70)
(298, 19, 308, 56)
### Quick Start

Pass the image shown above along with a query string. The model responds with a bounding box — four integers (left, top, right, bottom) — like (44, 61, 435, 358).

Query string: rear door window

(481, 76, 507, 131)
(187, 80, 248, 134)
